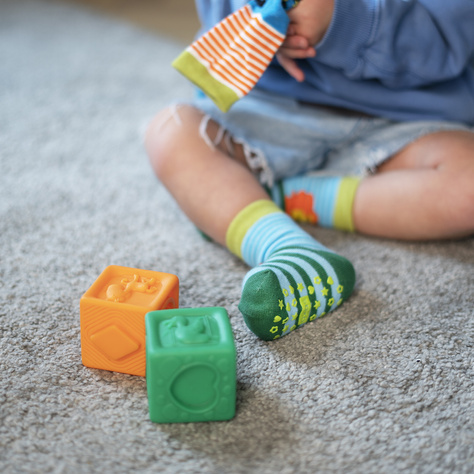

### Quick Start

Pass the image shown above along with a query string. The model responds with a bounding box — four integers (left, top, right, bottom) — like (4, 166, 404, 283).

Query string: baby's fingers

(276, 52, 305, 82)
(278, 45, 316, 59)
(282, 33, 309, 49)
(280, 33, 316, 59)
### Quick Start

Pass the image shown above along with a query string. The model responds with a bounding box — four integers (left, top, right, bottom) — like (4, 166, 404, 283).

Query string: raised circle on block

(169, 363, 219, 413)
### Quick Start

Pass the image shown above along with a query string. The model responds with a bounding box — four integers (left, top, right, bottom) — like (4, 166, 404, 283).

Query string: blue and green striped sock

(226, 200, 356, 340)
(271, 176, 360, 231)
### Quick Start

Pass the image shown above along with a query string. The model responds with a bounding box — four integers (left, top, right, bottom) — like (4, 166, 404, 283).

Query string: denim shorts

(193, 88, 472, 186)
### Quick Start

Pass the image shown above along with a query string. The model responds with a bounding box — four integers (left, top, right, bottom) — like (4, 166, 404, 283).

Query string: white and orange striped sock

(173, 0, 300, 112)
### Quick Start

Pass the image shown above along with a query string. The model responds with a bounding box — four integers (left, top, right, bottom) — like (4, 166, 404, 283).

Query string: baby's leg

(274, 129, 474, 240)
(145, 105, 356, 340)
(354, 130, 474, 240)
(145, 105, 267, 246)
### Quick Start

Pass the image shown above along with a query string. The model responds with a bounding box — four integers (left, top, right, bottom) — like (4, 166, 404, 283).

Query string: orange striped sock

(173, 0, 298, 112)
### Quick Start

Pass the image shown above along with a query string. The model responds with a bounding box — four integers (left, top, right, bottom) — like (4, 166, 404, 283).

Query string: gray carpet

(1, 0, 473, 472)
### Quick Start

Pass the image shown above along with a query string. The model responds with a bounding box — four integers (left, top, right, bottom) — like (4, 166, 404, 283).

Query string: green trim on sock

(226, 200, 281, 259)
(333, 177, 360, 232)
(172, 51, 239, 113)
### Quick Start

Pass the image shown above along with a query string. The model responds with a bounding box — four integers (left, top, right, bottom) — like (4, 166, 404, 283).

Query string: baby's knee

(145, 104, 201, 179)
(454, 176, 474, 230)
(445, 142, 474, 233)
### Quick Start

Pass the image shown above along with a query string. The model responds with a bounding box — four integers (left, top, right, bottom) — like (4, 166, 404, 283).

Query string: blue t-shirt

(194, 0, 474, 125)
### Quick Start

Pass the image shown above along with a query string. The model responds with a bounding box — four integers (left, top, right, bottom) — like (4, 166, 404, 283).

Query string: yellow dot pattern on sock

(297, 295, 311, 325)
(265, 280, 345, 338)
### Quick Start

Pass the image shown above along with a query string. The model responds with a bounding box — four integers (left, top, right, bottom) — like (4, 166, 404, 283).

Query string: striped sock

(226, 200, 355, 340)
(271, 176, 360, 232)
(172, 0, 299, 112)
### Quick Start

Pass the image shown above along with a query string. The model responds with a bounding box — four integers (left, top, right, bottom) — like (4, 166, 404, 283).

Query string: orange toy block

(80, 265, 179, 376)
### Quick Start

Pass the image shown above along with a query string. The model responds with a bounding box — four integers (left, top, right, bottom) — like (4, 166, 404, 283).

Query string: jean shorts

(193, 88, 472, 187)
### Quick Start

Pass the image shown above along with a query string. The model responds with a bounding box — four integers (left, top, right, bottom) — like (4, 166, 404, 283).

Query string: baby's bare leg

(353, 130, 474, 240)
(145, 105, 268, 246)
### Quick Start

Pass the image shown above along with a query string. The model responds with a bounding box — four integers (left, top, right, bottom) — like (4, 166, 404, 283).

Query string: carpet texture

(1, 1, 473, 472)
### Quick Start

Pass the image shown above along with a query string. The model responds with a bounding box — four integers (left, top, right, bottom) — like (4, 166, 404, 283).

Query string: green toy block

(145, 307, 236, 423)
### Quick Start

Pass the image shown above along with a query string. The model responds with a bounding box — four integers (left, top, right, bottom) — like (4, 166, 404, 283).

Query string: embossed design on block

(160, 315, 219, 346)
(170, 363, 219, 412)
(106, 275, 159, 303)
(90, 324, 140, 361)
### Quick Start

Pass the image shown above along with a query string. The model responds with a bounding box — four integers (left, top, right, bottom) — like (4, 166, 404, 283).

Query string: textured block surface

(146, 307, 236, 423)
(80, 265, 179, 376)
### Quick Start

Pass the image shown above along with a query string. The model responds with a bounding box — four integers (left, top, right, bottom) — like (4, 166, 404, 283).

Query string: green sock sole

(238, 248, 355, 340)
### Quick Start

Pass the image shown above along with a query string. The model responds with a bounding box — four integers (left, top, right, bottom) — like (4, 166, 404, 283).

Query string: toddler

(146, 0, 474, 340)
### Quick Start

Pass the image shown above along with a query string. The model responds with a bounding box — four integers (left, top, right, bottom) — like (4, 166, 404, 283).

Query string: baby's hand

(277, 27, 316, 82)
(277, 0, 334, 82)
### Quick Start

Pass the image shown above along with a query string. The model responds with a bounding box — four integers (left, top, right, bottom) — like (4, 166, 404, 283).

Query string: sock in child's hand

(227, 200, 356, 340)
(172, 0, 301, 112)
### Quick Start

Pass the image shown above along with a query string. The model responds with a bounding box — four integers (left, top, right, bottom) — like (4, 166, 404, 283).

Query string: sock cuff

(172, 51, 239, 112)
(333, 177, 360, 232)
(226, 200, 281, 259)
